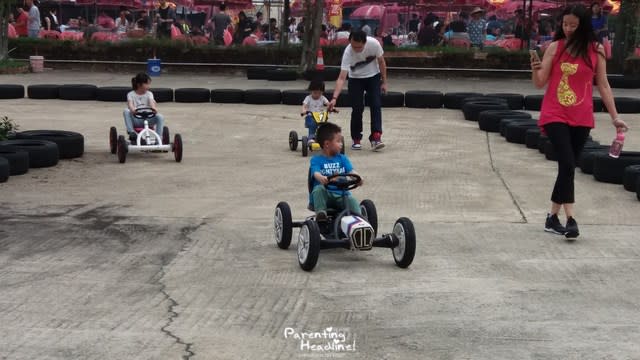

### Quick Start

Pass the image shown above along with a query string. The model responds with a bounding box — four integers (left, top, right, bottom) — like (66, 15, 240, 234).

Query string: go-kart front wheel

(173, 134, 183, 162)
(392, 217, 416, 268)
(359, 199, 378, 237)
(162, 126, 170, 146)
(116, 135, 128, 163)
(289, 131, 299, 151)
(109, 127, 118, 154)
(274, 202, 293, 249)
(298, 220, 320, 271)
(301, 136, 309, 157)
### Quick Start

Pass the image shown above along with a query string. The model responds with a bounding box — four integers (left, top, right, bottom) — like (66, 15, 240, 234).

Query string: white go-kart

(274, 173, 416, 271)
(109, 107, 183, 163)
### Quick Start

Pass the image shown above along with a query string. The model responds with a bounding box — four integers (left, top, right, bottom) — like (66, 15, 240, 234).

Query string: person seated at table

(242, 23, 259, 46)
(486, 26, 502, 42)
(418, 19, 442, 46)
(97, 12, 115, 31)
(115, 10, 129, 34)
(177, 16, 190, 35)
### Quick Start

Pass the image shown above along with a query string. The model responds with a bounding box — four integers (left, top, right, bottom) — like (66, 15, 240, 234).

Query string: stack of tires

(0, 130, 84, 183)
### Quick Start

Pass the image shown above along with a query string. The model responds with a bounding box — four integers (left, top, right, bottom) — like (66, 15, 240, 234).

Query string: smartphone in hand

(529, 49, 541, 63)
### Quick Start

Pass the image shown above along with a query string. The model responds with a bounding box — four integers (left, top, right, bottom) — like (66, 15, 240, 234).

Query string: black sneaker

(565, 217, 579, 239)
(316, 211, 328, 222)
(544, 213, 566, 235)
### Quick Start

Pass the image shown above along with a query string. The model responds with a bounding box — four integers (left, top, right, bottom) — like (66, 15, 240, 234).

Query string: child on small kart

(310, 122, 363, 222)
(123, 72, 165, 140)
(301, 79, 330, 145)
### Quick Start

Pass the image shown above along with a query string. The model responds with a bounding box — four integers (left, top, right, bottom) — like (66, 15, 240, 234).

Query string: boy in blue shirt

(310, 122, 363, 222)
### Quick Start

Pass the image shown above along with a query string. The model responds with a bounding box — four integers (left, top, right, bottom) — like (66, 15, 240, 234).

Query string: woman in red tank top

(530, 4, 629, 240)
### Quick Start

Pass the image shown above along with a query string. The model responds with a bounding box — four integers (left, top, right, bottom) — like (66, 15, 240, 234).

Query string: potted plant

(0, 116, 18, 141)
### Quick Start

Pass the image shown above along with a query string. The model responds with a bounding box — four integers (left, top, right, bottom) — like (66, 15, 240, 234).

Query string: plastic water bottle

(609, 131, 625, 158)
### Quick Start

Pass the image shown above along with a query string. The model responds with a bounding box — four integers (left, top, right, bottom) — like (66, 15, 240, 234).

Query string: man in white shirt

(328, 30, 387, 151)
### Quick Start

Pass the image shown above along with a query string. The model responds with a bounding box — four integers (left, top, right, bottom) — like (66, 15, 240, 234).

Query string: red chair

(191, 35, 209, 46)
(39, 30, 61, 40)
(60, 32, 84, 41)
(91, 32, 120, 42)
(448, 38, 471, 48)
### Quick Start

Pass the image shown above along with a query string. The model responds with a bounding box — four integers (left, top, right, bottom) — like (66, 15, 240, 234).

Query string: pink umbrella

(498, 0, 558, 13)
(350, 4, 384, 19)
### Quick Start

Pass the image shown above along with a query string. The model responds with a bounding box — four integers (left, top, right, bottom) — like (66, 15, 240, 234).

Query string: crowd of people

(5, 0, 612, 51)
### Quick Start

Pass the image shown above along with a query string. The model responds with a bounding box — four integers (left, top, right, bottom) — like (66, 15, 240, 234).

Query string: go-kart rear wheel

(116, 135, 127, 163)
(359, 199, 378, 237)
(162, 126, 170, 146)
(340, 135, 345, 155)
(173, 134, 183, 162)
(301, 136, 309, 157)
(289, 131, 299, 151)
(298, 220, 320, 271)
(274, 202, 293, 249)
(109, 127, 117, 154)
(392, 217, 416, 268)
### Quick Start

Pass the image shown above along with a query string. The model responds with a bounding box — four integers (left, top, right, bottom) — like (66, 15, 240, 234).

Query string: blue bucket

(147, 58, 161, 77)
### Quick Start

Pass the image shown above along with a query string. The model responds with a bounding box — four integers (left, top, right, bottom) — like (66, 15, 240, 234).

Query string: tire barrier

(15, 130, 84, 159)
(0, 145, 30, 175)
(211, 89, 245, 103)
(27, 84, 60, 99)
(0, 139, 59, 168)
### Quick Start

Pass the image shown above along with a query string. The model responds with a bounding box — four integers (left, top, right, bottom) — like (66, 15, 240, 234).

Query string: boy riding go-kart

(275, 122, 416, 271)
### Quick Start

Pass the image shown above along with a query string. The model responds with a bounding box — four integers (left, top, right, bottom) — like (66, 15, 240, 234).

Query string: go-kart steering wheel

(133, 107, 156, 120)
(326, 173, 362, 191)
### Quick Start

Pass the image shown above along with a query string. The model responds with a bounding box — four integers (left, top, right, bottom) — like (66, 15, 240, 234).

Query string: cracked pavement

(1, 72, 639, 359)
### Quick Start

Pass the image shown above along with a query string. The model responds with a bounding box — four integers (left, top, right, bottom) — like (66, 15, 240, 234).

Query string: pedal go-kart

(288, 110, 345, 157)
(109, 107, 183, 163)
(274, 173, 416, 271)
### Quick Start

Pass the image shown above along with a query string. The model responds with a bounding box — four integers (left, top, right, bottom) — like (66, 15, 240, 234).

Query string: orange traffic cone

(316, 48, 325, 71)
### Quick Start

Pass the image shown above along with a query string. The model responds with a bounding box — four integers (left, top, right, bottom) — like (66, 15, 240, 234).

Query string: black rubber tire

(301, 136, 308, 157)
(173, 134, 183, 162)
(524, 94, 544, 111)
(500, 118, 537, 137)
(96, 86, 130, 102)
(303, 68, 341, 82)
(247, 66, 272, 80)
(538, 134, 549, 154)
(59, 84, 98, 100)
(603, 97, 640, 114)
(282, 90, 309, 106)
(461, 96, 508, 106)
(404, 90, 443, 108)
(266, 68, 297, 81)
(0, 157, 9, 183)
(525, 128, 541, 149)
(211, 89, 244, 103)
(289, 131, 299, 151)
(0, 139, 59, 168)
(162, 126, 170, 146)
(359, 199, 378, 237)
(578, 147, 609, 174)
(109, 127, 117, 154)
(174, 88, 211, 103)
(593, 152, 640, 184)
(117, 135, 127, 163)
(298, 220, 321, 272)
(340, 135, 345, 155)
(622, 165, 640, 192)
(392, 217, 416, 269)
(637, 178, 640, 201)
(506, 123, 539, 144)
(478, 110, 531, 132)
(275, 202, 293, 249)
(244, 89, 282, 105)
(378, 91, 405, 108)
(608, 75, 640, 89)
(0, 84, 25, 99)
(324, 90, 350, 107)
(153, 88, 174, 103)
(27, 84, 60, 99)
(16, 130, 84, 159)
(544, 140, 557, 161)
(443, 92, 483, 109)
(0, 145, 29, 175)
(485, 93, 524, 110)
(592, 97, 604, 112)
(462, 101, 509, 122)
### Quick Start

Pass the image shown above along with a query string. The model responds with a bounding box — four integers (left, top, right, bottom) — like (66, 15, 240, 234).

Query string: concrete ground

(1, 71, 640, 360)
